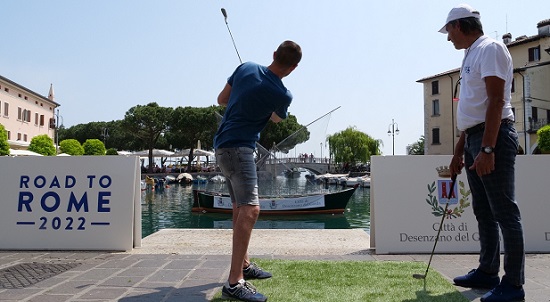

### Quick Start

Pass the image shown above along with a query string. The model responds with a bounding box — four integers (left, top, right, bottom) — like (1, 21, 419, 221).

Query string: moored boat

(165, 174, 177, 184)
(192, 185, 358, 215)
(176, 173, 193, 184)
(209, 175, 226, 183)
(283, 168, 301, 178)
(340, 176, 371, 188)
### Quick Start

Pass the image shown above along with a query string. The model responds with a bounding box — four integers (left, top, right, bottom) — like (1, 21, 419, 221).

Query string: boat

(176, 173, 193, 184)
(164, 175, 177, 184)
(192, 185, 358, 215)
(315, 173, 348, 185)
(359, 176, 371, 188)
(283, 168, 301, 178)
(209, 175, 226, 183)
(340, 176, 371, 188)
(193, 175, 208, 184)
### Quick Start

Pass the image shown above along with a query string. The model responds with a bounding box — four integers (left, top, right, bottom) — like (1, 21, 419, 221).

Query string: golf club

(221, 8, 243, 64)
(413, 173, 457, 287)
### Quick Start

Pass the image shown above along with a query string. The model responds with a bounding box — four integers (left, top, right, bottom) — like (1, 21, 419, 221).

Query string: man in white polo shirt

(440, 4, 525, 302)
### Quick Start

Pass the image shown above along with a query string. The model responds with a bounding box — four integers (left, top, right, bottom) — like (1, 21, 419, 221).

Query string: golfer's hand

(449, 154, 464, 177)
(469, 152, 495, 177)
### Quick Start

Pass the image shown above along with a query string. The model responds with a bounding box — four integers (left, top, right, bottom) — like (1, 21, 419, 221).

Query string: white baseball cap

(439, 4, 480, 33)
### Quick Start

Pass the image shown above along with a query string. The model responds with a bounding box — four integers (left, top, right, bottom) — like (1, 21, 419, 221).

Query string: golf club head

(221, 8, 228, 21)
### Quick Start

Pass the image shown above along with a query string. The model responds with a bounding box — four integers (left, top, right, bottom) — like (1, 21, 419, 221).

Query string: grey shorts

(215, 147, 259, 207)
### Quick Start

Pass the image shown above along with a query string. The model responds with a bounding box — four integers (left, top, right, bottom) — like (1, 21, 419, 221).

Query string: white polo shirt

(456, 35, 515, 131)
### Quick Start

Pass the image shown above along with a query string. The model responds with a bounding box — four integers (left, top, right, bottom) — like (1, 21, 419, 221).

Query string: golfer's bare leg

(228, 204, 260, 284)
(231, 202, 252, 270)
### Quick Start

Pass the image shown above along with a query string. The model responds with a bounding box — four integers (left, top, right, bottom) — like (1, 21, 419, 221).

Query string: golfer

(214, 40, 302, 302)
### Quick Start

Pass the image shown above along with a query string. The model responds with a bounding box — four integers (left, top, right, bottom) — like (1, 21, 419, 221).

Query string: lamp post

(320, 142, 323, 160)
(54, 109, 63, 154)
(387, 119, 400, 155)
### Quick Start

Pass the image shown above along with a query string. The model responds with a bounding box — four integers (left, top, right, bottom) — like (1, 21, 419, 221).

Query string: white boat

(358, 176, 371, 188)
(165, 175, 177, 184)
(209, 175, 226, 183)
(339, 176, 371, 188)
(176, 173, 193, 184)
(315, 173, 348, 185)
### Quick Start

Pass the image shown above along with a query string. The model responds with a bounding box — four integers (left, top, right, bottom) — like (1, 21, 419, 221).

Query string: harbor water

(141, 174, 371, 238)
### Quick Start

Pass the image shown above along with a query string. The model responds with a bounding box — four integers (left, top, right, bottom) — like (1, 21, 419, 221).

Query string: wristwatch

(481, 146, 494, 154)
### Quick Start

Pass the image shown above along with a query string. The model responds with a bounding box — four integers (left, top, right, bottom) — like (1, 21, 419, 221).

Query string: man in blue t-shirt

(215, 40, 302, 302)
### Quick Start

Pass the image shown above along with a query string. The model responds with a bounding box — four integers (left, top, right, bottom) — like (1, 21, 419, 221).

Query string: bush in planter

(536, 124, 550, 153)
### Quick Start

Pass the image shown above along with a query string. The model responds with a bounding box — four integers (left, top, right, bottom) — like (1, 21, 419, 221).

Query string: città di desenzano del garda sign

(370, 155, 550, 254)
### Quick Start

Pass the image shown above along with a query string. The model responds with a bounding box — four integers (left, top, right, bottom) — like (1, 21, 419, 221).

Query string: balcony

(528, 118, 549, 133)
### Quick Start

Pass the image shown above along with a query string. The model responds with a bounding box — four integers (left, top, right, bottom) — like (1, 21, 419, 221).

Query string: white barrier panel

(370, 155, 550, 254)
(0, 156, 141, 251)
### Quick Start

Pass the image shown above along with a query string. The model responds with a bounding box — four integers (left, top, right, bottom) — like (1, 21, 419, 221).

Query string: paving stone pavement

(0, 229, 548, 302)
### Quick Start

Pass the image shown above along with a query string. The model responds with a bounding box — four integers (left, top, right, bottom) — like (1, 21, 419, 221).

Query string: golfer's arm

(217, 83, 231, 107)
(483, 76, 505, 148)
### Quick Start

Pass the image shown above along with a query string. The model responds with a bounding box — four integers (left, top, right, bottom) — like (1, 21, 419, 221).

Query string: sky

(1, 1, 549, 156)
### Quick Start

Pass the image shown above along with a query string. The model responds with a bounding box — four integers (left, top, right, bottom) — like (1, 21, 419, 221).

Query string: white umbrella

(133, 149, 175, 157)
(9, 149, 43, 156)
(173, 148, 214, 157)
(194, 149, 215, 157)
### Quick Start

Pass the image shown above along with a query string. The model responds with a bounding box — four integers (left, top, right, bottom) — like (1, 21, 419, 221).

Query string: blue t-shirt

(214, 62, 292, 149)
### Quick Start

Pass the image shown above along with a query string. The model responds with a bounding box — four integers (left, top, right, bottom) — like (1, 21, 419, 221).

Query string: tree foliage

(59, 120, 142, 152)
(59, 139, 85, 155)
(0, 123, 9, 156)
(408, 135, 425, 155)
(121, 102, 173, 172)
(29, 134, 56, 156)
(537, 124, 550, 152)
(327, 126, 381, 164)
(167, 106, 221, 172)
(83, 139, 106, 155)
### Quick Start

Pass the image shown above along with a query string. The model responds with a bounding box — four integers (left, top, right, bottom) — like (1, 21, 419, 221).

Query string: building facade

(418, 19, 550, 155)
(0, 75, 60, 150)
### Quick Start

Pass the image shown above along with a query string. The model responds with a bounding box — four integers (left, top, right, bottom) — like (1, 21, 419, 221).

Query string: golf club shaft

(221, 8, 243, 64)
(423, 174, 457, 275)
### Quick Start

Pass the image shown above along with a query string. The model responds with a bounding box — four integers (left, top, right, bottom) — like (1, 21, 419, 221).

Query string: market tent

(173, 148, 214, 157)
(9, 149, 43, 156)
(133, 149, 175, 157)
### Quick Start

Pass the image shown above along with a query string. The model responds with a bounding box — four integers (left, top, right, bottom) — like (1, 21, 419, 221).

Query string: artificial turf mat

(212, 259, 468, 302)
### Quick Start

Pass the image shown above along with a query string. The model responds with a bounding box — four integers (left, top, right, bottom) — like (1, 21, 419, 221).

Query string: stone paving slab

(0, 229, 547, 301)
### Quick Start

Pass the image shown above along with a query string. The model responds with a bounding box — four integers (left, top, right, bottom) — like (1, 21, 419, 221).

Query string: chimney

(537, 19, 550, 37)
(48, 83, 55, 101)
(502, 33, 512, 45)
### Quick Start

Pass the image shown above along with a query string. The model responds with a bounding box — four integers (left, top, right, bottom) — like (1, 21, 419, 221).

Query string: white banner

(371, 155, 550, 254)
(0, 156, 140, 251)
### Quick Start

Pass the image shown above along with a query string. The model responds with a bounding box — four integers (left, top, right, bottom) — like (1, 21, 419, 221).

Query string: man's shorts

(215, 147, 259, 207)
